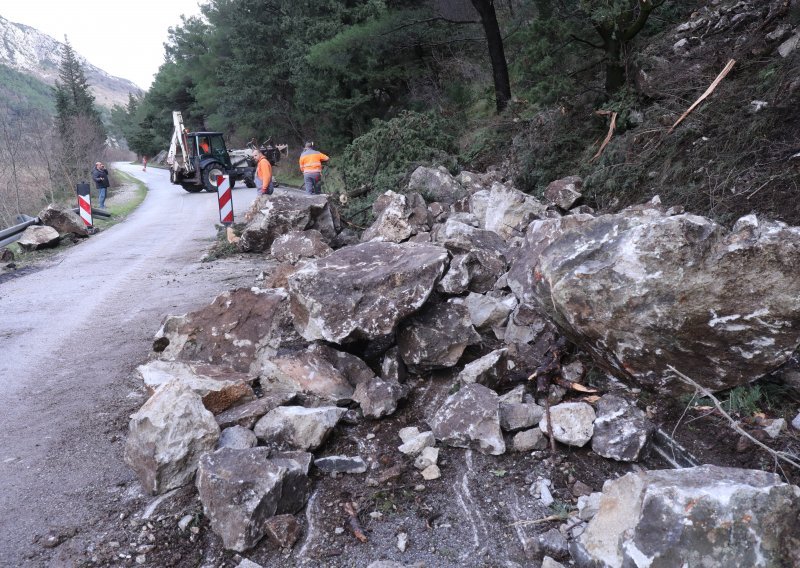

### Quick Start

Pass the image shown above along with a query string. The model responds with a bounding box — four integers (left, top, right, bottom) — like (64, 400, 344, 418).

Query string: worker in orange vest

(254, 146, 274, 195)
(299, 141, 329, 195)
(199, 137, 211, 154)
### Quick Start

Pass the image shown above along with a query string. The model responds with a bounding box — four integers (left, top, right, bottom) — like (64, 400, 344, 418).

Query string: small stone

(571, 480, 593, 498)
(398, 426, 420, 443)
(334, 527, 345, 535)
(369, 511, 383, 519)
(538, 528, 569, 558)
(414, 484, 426, 491)
(398, 431, 435, 456)
(792, 412, 800, 431)
(366, 433, 376, 440)
(512, 428, 548, 452)
(421, 465, 441, 480)
(178, 515, 193, 531)
(236, 560, 265, 568)
(762, 418, 786, 439)
(135, 555, 146, 565)
(542, 555, 567, 568)
(396, 532, 408, 552)
(264, 514, 302, 549)
(414, 446, 439, 470)
(314, 455, 368, 474)
(577, 492, 602, 521)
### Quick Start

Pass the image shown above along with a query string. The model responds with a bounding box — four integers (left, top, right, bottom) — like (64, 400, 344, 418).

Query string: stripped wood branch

(590, 110, 618, 162)
(667, 365, 800, 472)
(344, 502, 368, 543)
(669, 59, 736, 133)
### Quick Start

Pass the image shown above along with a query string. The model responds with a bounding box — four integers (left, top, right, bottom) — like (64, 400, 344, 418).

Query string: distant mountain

(0, 14, 142, 109)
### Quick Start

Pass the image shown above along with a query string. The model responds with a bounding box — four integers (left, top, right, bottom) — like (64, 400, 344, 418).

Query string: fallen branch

(344, 502, 368, 543)
(668, 59, 736, 134)
(509, 514, 568, 527)
(667, 365, 800, 472)
(590, 110, 618, 162)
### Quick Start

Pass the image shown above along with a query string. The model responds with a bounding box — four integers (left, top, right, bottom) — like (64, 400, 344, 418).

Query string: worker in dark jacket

(92, 162, 110, 208)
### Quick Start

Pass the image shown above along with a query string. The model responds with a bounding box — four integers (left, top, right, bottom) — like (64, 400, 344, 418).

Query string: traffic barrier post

(76, 182, 93, 227)
(216, 175, 234, 225)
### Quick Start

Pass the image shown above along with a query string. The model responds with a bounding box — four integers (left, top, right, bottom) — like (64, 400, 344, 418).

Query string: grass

(93, 170, 147, 229)
(691, 382, 793, 417)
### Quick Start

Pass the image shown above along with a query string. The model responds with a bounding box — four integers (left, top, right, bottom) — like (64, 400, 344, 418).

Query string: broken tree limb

(590, 110, 618, 162)
(668, 59, 736, 134)
(344, 502, 368, 543)
(667, 365, 800, 472)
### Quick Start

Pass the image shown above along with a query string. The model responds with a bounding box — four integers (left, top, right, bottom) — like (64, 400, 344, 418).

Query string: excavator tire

(181, 184, 204, 193)
(202, 163, 225, 193)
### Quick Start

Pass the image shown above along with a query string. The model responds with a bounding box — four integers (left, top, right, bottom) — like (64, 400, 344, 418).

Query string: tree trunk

(605, 39, 625, 94)
(470, 0, 512, 113)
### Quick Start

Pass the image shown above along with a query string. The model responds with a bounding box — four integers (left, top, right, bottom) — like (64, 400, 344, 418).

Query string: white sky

(2, 0, 206, 89)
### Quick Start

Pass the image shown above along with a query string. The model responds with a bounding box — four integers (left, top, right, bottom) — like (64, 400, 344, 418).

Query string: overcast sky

(3, 0, 205, 90)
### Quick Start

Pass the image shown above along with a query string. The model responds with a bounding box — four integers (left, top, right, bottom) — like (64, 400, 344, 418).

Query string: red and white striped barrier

(216, 175, 233, 225)
(76, 182, 93, 227)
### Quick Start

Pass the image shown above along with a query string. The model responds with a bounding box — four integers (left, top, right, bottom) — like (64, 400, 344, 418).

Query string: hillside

(0, 14, 142, 109)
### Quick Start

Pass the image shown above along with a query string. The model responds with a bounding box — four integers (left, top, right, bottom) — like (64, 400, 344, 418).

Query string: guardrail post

(216, 175, 234, 225)
(77, 182, 93, 228)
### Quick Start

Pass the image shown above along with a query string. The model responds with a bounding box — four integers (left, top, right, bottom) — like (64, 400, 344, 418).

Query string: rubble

(398, 301, 479, 371)
(539, 402, 595, 447)
(429, 383, 505, 455)
(38, 204, 89, 237)
(253, 406, 346, 451)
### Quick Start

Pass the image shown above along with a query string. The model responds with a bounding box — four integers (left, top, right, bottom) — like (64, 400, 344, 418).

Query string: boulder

(432, 218, 507, 257)
(469, 190, 491, 227)
(437, 251, 507, 295)
(503, 303, 552, 345)
(544, 176, 583, 210)
(457, 170, 501, 194)
(572, 465, 800, 568)
(512, 428, 548, 452)
(308, 343, 375, 386)
(353, 376, 407, 419)
(260, 347, 357, 403)
(539, 402, 595, 447)
(135, 360, 253, 415)
(239, 193, 337, 252)
(528, 208, 800, 391)
(270, 230, 332, 264)
(17, 225, 60, 251)
(38, 204, 89, 237)
(314, 455, 367, 474)
(195, 448, 312, 551)
(124, 381, 220, 495)
(287, 241, 449, 343)
(407, 166, 467, 204)
(215, 391, 297, 429)
(456, 349, 507, 388)
(218, 425, 258, 450)
(254, 406, 346, 451)
(591, 395, 653, 462)
(463, 292, 516, 332)
(153, 288, 298, 376)
(483, 182, 547, 239)
(429, 383, 505, 455)
(398, 301, 480, 371)
(500, 402, 544, 432)
(381, 346, 407, 384)
(361, 191, 431, 243)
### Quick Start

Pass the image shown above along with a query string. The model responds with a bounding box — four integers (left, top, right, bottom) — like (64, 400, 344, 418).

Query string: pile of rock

(10, 205, 90, 253)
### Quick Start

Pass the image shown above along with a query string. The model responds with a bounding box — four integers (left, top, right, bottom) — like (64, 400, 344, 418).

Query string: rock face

(591, 395, 653, 462)
(195, 448, 312, 551)
(407, 166, 467, 204)
(38, 204, 89, 236)
(17, 225, 60, 250)
(287, 241, 449, 343)
(124, 382, 220, 495)
(254, 406, 346, 451)
(397, 302, 479, 371)
(239, 193, 337, 252)
(527, 206, 800, 391)
(270, 230, 332, 264)
(483, 182, 547, 239)
(539, 402, 595, 447)
(573, 465, 800, 568)
(429, 383, 505, 455)
(544, 176, 582, 210)
(153, 288, 297, 376)
(361, 191, 431, 243)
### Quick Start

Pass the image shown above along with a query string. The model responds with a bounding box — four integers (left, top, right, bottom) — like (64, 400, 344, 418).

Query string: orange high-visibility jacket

(299, 148, 329, 174)
(256, 155, 272, 189)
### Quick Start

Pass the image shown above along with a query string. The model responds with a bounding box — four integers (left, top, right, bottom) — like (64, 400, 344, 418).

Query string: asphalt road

(0, 164, 260, 566)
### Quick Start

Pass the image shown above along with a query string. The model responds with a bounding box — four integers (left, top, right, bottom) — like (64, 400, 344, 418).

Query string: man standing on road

(299, 141, 329, 195)
(254, 146, 274, 195)
(92, 162, 110, 208)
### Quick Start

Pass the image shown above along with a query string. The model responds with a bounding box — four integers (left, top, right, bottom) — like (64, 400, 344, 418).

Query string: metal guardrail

(0, 208, 111, 249)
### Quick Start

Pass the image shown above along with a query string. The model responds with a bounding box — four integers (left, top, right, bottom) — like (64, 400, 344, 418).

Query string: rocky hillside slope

(0, 14, 142, 108)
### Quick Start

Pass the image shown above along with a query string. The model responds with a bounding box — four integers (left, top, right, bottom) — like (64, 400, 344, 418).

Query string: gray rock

(762, 418, 786, 439)
(792, 412, 800, 431)
(503, 303, 551, 345)
(260, 347, 356, 404)
(591, 395, 653, 462)
(414, 446, 439, 470)
(484, 182, 547, 239)
(314, 455, 367, 474)
(500, 402, 544, 432)
(457, 170, 500, 195)
(253, 406, 346, 451)
(573, 465, 800, 568)
(215, 392, 297, 429)
(381, 347, 407, 384)
(456, 349, 507, 388)
(429, 383, 505, 455)
(398, 429, 435, 456)
(498, 384, 525, 404)
(432, 217, 507, 257)
(538, 528, 569, 558)
(512, 428, 548, 452)
(17, 225, 60, 250)
(195, 448, 311, 551)
(239, 193, 337, 252)
(437, 251, 507, 295)
(539, 402, 595, 447)
(398, 301, 479, 371)
(421, 465, 441, 480)
(38, 204, 88, 237)
(218, 426, 258, 450)
(362, 191, 431, 243)
(778, 33, 800, 58)
(577, 492, 602, 521)
(271, 450, 314, 475)
(124, 381, 220, 495)
(353, 376, 407, 419)
(236, 560, 264, 568)
(469, 189, 491, 226)
(407, 165, 467, 205)
(526, 208, 800, 392)
(367, 562, 408, 568)
(463, 292, 516, 332)
(541, 558, 566, 568)
(287, 241, 449, 343)
(270, 230, 333, 264)
(544, 176, 582, 210)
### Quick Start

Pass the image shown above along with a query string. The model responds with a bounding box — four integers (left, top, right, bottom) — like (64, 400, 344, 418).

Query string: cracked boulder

(591, 395, 654, 462)
(528, 205, 800, 392)
(270, 230, 333, 264)
(361, 191, 431, 243)
(539, 401, 595, 447)
(38, 204, 89, 237)
(287, 241, 449, 344)
(398, 301, 480, 372)
(196, 448, 312, 552)
(17, 225, 60, 250)
(572, 465, 800, 568)
(239, 193, 337, 252)
(153, 288, 298, 376)
(483, 182, 547, 239)
(429, 383, 505, 455)
(254, 406, 346, 451)
(124, 381, 220, 495)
